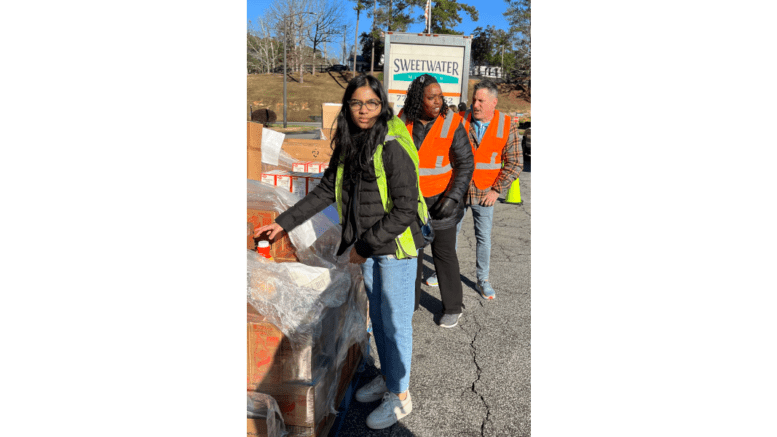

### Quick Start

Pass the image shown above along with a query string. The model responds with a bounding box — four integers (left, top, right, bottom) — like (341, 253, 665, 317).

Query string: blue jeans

(455, 203, 494, 284)
(361, 255, 416, 394)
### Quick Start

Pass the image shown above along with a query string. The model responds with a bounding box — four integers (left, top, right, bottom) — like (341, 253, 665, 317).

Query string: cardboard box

(247, 412, 333, 437)
(247, 303, 319, 388)
(260, 170, 284, 187)
(248, 122, 264, 181)
(321, 103, 341, 132)
(291, 161, 328, 173)
(248, 341, 362, 429)
(248, 223, 256, 250)
(246, 341, 361, 436)
(261, 170, 315, 198)
(247, 209, 298, 263)
(249, 119, 332, 181)
(247, 309, 285, 387)
(290, 172, 308, 198)
(291, 161, 310, 172)
(247, 299, 351, 390)
(307, 174, 323, 193)
(318, 128, 333, 141)
(281, 139, 333, 162)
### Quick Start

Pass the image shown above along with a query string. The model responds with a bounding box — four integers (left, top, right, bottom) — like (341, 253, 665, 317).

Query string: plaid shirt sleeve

(492, 122, 523, 193)
(465, 119, 524, 205)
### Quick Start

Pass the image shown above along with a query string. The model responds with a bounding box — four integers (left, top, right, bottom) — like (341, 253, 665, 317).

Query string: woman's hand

(254, 223, 286, 241)
(349, 246, 367, 264)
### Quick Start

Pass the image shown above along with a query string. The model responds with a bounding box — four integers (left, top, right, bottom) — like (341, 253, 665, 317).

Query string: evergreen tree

(371, 0, 416, 32)
(360, 31, 385, 70)
(503, 0, 530, 73)
(412, 0, 478, 35)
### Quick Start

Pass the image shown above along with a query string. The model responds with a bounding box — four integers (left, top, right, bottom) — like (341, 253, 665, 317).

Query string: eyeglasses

(348, 99, 382, 111)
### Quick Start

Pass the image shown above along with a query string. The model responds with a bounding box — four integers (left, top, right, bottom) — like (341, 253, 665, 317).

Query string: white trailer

(382, 31, 473, 111)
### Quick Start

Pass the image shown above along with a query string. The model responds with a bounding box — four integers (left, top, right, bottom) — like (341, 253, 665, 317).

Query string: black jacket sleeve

(354, 139, 419, 258)
(274, 154, 339, 232)
(443, 122, 474, 203)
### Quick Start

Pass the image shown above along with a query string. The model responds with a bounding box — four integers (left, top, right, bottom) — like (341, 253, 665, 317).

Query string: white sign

(386, 43, 466, 111)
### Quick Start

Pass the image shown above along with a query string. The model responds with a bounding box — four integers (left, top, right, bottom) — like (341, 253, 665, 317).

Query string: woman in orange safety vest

(399, 74, 474, 328)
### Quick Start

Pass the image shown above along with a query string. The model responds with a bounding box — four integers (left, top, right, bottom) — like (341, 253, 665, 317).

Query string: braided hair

(402, 74, 449, 123)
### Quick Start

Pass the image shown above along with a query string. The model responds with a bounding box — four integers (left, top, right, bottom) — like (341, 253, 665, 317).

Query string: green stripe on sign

(394, 73, 459, 84)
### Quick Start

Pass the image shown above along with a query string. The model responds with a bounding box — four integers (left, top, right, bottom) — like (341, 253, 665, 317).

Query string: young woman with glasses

(255, 75, 428, 430)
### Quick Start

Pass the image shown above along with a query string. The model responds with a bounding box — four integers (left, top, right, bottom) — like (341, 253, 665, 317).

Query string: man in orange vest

(457, 79, 523, 300)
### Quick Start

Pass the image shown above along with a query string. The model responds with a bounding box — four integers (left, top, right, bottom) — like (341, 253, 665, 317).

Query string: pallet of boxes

(246, 108, 369, 437)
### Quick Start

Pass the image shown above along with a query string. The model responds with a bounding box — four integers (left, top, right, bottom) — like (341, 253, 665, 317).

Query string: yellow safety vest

(335, 116, 430, 259)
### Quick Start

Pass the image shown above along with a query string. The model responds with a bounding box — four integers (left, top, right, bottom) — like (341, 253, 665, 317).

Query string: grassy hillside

(247, 72, 531, 124)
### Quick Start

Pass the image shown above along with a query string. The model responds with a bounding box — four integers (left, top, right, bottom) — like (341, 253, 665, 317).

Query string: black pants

(415, 226, 464, 314)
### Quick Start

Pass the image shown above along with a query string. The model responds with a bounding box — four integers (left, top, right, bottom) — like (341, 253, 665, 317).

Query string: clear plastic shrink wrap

(247, 179, 369, 422)
(247, 393, 287, 437)
(247, 180, 364, 350)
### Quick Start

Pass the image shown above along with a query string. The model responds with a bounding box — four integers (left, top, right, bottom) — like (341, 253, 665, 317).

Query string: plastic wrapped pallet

(247, 393, 286, 437)
(247, 179, 369, 431)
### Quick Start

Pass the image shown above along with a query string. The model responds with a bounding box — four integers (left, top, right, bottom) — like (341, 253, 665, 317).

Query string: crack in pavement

(461, 313, 490, 436)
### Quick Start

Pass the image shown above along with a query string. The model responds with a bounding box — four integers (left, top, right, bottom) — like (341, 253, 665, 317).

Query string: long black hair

(331, 75, 394, 180)
(402, 74, 449, 123)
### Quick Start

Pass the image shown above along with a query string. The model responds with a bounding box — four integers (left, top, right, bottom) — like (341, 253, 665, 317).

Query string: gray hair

(472, 79, 498, 99)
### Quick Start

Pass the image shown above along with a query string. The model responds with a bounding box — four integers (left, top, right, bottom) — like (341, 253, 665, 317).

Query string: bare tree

(264, 0, 318, 82)
(247, 18, 279, 73)
(306, 0, 346, 75)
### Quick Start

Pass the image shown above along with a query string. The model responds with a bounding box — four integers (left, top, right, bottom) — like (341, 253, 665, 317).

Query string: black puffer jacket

(275, 138, 424, 258)
(411, 117, 475, 230)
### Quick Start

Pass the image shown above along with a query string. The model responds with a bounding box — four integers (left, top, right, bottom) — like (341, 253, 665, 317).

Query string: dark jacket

(411, 117, 475, 230)
(275, 138, 424, 258)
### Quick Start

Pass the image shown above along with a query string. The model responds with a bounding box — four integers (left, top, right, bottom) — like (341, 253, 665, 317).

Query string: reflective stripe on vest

(334, 115, 430, 259)
(401, 110, 460, 197)
(469, 110, 510, 190)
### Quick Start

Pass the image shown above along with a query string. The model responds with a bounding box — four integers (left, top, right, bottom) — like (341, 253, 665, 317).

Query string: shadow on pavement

(418, 290, 442, 319)
(459, 274, 478, 293)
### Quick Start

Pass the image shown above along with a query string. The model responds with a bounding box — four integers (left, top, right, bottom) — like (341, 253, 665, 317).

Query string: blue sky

(247, 0, 513, 37)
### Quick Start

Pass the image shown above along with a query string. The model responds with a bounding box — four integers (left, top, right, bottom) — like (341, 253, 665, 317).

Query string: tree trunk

(298, 32, 305, 84)
(370, 0, 376, 75)
(311, 23, 319, 76)
(353, 9, 360, 74)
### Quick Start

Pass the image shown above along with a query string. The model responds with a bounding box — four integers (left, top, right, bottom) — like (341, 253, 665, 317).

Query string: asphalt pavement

(333, 160, 532, 437)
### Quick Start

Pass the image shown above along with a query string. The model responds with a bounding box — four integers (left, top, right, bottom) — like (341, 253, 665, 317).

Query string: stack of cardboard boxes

(247, 109, 368, 437)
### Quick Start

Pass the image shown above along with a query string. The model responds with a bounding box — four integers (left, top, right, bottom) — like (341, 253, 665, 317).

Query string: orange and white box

(290, 172, 308, 197)
(260, 169, 292, 192)
(292, 161, 310, 172)
(291, 161, 329, 173)
(310, 162, 330, 173)
(275, 172, 292, 191)
(260, 169, 283, 186)
(306, 173, 324, 194)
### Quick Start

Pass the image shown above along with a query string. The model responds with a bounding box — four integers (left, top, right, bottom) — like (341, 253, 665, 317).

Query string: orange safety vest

(463, 109, 510, 190)
(398, 109, 462, 197)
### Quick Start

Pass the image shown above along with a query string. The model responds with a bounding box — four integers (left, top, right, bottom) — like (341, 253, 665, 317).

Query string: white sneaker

(355, 375, 388, 403)
(366, 391, 413, 429)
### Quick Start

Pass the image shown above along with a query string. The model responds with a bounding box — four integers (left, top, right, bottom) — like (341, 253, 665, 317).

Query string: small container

(256, 240, 272, 259)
